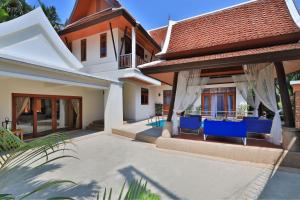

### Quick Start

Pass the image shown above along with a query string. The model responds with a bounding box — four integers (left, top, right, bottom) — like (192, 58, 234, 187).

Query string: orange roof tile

(165, 0, 300, 58)
(149, 26, 168, 48)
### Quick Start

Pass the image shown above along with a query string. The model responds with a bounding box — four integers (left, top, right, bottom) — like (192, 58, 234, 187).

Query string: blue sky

(26, 0, 300, 30)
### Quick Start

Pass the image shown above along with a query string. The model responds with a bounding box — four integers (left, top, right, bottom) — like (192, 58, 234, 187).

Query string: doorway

(163, 90, 172, 115)
(12, 93, 82, 138)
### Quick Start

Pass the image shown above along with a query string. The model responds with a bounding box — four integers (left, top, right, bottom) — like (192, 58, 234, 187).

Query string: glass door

(36, 98, 53, 136)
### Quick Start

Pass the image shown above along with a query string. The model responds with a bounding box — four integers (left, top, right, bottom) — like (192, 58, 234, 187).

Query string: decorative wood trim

(109, 22, 118, 61)
(11, 93, 83, 138)
(119, 26, 128, 56)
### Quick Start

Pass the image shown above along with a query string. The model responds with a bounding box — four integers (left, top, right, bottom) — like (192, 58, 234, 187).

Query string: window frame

(141, 88, 149, 105)
(81, 39, 87, 62)
(100, 33, 107, 58)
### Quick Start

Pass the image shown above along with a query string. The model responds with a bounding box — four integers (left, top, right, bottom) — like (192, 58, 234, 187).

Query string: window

(141, 88, 149, 105)
(68, 42, 72, 53)
(81, 39, 87, 61)
(100, 33, 107, 58)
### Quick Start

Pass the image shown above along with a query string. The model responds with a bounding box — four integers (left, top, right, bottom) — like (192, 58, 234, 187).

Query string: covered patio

(138, 0, 300, 150)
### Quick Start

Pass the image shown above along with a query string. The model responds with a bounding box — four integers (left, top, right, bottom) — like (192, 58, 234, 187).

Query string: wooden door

(163, 90, 172, 115)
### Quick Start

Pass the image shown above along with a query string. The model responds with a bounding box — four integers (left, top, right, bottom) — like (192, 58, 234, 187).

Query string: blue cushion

(243, 119, 272, 134)
(243, 116, 259, 120)
(180, 117, 201, 130)
(204, 119, 247, 138)
(188, 115, 202, 123)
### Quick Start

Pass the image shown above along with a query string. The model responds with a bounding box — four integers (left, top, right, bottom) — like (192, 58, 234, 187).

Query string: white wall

(72, 28, 119, 74)
(123, 81, 158, 121)
(104, 82, 123, 132)
(0, 77, 104, 128)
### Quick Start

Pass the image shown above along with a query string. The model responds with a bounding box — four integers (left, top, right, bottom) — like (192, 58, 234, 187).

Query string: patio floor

(3, 131, 300, 200)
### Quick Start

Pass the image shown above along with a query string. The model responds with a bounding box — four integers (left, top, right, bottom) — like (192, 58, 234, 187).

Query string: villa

(0, 0, 300, 163)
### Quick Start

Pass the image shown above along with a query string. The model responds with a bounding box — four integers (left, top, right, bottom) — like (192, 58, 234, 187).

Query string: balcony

(119, 53, 148, 69)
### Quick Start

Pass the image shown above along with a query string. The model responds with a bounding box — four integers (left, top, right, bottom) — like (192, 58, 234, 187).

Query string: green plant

(37, 0, 62, 32)
(99, 179, 160, 200)
(237, 103, 249, 116)
(0, 128, 77, 199)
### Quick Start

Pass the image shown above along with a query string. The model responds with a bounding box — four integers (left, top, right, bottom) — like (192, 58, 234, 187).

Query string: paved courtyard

(3, 131, 300, 200)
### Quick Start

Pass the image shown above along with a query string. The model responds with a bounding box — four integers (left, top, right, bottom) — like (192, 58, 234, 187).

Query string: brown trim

(52, 98, 57, 132)
(33, 98, 37, 137)
(12, 93, 82, 99)
(12, 93, 83, 138)
(167, 72, 178, 121)
(109, 22, 117, 60)
(81, 39, 87, 61)
(141, 48, 300, 74)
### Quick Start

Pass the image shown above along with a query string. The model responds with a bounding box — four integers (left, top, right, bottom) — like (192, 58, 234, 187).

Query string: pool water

(147, 119, 204, 128)
(147, 119, 166, 127)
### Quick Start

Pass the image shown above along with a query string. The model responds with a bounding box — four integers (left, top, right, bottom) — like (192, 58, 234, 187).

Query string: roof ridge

(175, 0, 258, 24)
(148, 25, 168, 33)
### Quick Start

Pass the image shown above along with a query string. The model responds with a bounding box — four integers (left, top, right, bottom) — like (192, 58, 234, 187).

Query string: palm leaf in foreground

(99, 179, 159, 200)
(0, 128, 77, 199)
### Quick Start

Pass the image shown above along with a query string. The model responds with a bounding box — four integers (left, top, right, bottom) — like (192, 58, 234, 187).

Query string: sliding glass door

(201, 87, 236, 117)
(12, 94, 82, 138)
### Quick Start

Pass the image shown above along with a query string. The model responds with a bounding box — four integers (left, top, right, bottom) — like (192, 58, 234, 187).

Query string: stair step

(86, 126, 104, 131)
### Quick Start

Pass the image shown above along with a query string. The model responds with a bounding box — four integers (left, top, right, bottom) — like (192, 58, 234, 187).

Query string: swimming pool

(147, 119, 204, 128)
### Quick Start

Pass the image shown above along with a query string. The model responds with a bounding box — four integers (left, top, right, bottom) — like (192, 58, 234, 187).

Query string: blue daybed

(179, 115, 202, 134)
(203, 119, 247, 145)
(243, 117, 272, 134)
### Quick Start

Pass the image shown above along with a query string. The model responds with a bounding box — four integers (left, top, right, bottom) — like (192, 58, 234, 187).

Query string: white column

(131, 26, 136, 68)
(104, 82, 124, 133)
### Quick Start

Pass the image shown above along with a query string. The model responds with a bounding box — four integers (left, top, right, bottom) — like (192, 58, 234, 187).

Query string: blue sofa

(179, 116, 202, 134)
(243, 117, 272, 134)
(203, 119, 247, 145)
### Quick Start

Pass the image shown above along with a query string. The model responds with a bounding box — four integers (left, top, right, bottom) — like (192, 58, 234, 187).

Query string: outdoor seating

(243, 117, 272, 134)
(203, 119, 247, 145)
(179, 116, 202, 134)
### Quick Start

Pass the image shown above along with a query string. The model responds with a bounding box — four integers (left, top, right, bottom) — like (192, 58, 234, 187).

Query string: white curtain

(16, 97, 30, 120)
(172, 69, 209, 135)
(232, 75, 260, 116)
(211, 94, 218, 118)
(244, 63, 282, 145)
(71, 99, 80, 128)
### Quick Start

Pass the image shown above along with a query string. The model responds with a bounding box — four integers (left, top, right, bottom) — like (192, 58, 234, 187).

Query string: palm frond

(0, 128, 77, 199)
(20, 180, 76, 200)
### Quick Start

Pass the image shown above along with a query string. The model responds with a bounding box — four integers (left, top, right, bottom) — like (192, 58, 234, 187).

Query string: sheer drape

(232, 75, 260, 116)
(16, 97, 30, 120)
(71, 99, 80, 128)
(244, 63, 282, 145)
(172, 69, 209, 135)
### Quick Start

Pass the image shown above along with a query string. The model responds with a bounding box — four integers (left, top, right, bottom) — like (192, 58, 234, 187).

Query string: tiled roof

(165, 0, 300, 58)
(140, 43, 300, 69)
(149, 26, 168, 48)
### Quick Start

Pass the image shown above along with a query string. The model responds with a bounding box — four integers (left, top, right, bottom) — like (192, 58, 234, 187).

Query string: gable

(0, 8, 83, 71)
(68, 0, 121, 24)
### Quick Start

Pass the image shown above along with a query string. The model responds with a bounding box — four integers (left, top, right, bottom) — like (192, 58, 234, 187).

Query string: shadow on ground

(0, 163, 100, 199)
(119, 165, 181, 200)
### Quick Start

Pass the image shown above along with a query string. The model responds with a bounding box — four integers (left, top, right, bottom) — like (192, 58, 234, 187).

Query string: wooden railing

(119, 53, 148, 69)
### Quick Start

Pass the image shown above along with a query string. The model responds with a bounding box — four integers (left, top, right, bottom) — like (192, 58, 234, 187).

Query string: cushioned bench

(203, 119, 247, 145)
(179, 116, 202, 134)
(243, 117, 272, 134)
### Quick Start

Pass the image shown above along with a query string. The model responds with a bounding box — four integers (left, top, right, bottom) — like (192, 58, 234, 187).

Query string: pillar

(291, 81, 300, 128)
(131, 26, 136, 68)
(104, 82, 124, 133)
(274, 62, 294, 127)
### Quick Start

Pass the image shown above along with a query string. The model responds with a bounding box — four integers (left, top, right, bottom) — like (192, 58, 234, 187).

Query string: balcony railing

(119, 53, 148, 69)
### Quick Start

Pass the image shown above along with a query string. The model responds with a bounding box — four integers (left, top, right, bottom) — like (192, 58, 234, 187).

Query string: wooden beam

(150, 50, 154, 62)
(109, 22, 118, 61)
(167, 72, 179, 122)
(119, 26, 128, 56)
(274, 61, 295, 127)
(141, 49, 300, 74)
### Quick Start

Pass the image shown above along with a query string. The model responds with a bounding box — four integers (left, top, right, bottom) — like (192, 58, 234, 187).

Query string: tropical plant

(0, 127, 77, 199)
(0, 0, 32, 22)
(37, 0, 62, 32)
(99, 179, 160, 200)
